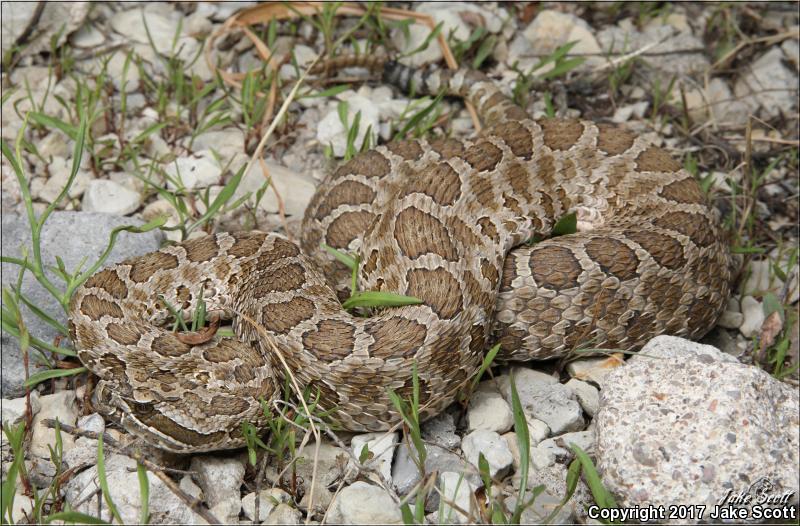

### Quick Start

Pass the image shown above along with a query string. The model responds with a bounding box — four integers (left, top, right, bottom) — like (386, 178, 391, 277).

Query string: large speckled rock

(1, 212, 163, 397)
(596, 336, 799, 517)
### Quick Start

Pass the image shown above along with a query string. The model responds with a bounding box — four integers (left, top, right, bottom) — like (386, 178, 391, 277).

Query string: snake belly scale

(68, 61, 732, 452)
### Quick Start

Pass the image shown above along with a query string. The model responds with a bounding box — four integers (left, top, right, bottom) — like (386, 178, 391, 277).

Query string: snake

(67, 58, 732, 453)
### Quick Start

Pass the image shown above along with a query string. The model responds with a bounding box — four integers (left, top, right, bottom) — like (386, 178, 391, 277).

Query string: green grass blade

(28, 111, 78, 140)
(321, 244, 357, 271)
(137, 463, 150, 524)
(552, 212, 578, 237)
(186, 163, 245, 234)
(509, 372, 531, 524)
(342, 291, 423, 310)
(469, 343, 500, 392)
(24, 367, 87, 388)
(45, 511, 111, 524)
(569, 443, 618, 509)
(540, 57, 585, 80)
(14, 288, 69, 336)
(544, 458, 581, 523)
(97, 436, 123, 524)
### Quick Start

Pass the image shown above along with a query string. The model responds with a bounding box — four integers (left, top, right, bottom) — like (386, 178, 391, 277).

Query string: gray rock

(295, 440, 347, 514)
(565, 356, 622, 388)
(739, 295, 765, 338)
(527, 418, 551, 445)
(241, 488, 291, 522)
(62, 436, 99, 471)
(437, 471, 478, 524)
(327, 481, 403, 524)
(1, 391, 40, 428)
(512, 10, 603, 73)
(461, 429, 514, 479)
(538, 430, 595, 460)
(1, 2, 90, 59)
(597, 19, 710, 76)
(64, 453, 204, 524)
(498, 368, 584, 435)
(392, 3, 507, 68)
(190, 128, 244, 165)
(82, 179, 142, 215)
(529, 444, 556, 470)
(264, 503, 302, 524)
(165, 151, 221, 191)
(233, 159, 318, 218)
(564, 378, 600, 417)
(717, 295, 744, 330)
(189, 455, 245, 510)
(1, 212, 163, 397)
(5, 491, 34, 525)
(39, 157, 93, 202)
(30, 391, 78, 459)
(421, 410, 460, 449)
(734, 46, 798, 120)
(392, 442, 480, 497)
(596, 335, 799, 514)
(466, 383, 513, 433)
(316, 94, 380, 158)
(510, 463, 592, 524)
(77, 413, 105, 434)
(350, 431, 399, 482)
(179, 474, 203, 501)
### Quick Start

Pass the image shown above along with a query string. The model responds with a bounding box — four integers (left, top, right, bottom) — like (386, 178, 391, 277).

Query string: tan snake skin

(68, 61, 732, 452)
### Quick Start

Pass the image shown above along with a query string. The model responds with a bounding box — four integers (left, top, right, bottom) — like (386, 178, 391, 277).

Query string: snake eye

(130, 401, 155, 416)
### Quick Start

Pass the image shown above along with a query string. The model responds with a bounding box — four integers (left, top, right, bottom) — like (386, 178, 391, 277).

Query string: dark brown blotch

(429, 138, 465, 159)
(584, 238, 640, 281)
(492, 121, 533, 159)
(464, 141, 503, 172)
(659, 177, 705, 204)
(503, 161, 533, 201)
(228, 232, 268, 258)
(183, 235, 220, 263)
(406, 268, 463, 319)
(84, 269, 128, 300)
(314, 180, 376, 220)
(477, 217, 499, 243)
(481, 259, 500, 288)
(654, 211, 715, 248)
(255, 262, 306, 294)
(529, 245, 582, 290)
(386, 140, 424, 161)
(136, 410, 228, 447)
(635, 146, 682, 173)
(595, 123, 635, 156)
(151, 333, 191, 357)
(127, 251, 179, 283)
(302, 319, 356, 361)
(252, 237, 301, 268)
(539, 119, 584, 151)
(394, 207, 458, 261)
(333, 150, 391, 179)
(401, 162, 462, 206)
(80, 296, 124, 321)
(260, 296, 316, 334)
(208, 395, 250, 416)
(626, 231, 686, 270)
(106, 322, 140, 346)
(325, 211, 375, 249)
(202, 340, 244, 363)
(366, 316, 427, 359)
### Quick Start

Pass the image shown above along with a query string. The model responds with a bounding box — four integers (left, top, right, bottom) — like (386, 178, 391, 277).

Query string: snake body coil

(69, 61, 732, 452)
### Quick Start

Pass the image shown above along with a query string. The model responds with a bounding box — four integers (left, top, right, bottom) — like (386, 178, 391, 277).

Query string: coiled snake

(68, 60, 732, 452)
